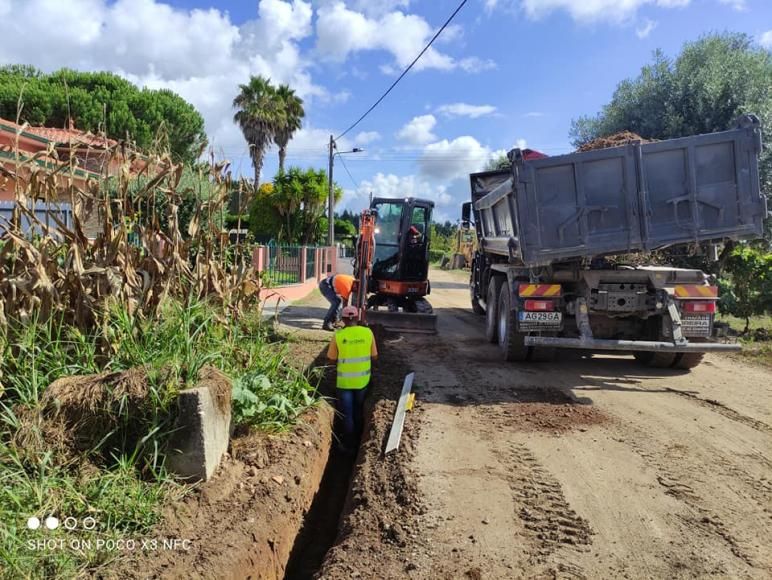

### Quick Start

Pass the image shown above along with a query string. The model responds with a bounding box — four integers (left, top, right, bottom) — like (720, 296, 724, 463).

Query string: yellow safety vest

(335, 325, 374, 390)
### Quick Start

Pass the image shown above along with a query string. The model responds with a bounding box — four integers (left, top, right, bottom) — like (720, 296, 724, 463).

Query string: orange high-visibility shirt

(332, 274, 355, 300)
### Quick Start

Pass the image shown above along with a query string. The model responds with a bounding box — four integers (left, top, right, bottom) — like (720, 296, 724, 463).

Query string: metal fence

(265, 244, 302, 285)
(305, 248, 316, 281)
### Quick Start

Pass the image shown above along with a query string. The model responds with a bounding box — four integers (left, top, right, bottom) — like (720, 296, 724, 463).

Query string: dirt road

(317, 268, 772, 579)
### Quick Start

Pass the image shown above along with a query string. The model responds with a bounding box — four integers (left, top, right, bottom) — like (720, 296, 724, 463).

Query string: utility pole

(328, 134, 335, 247)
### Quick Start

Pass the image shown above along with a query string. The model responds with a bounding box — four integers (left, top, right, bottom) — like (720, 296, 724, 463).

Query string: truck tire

(485, 276, 504, 343)
(634, 351, 677, 368)
(672, 352, 705, 369)
(498, 284, 529, 361)
(471, 285, 485, 315)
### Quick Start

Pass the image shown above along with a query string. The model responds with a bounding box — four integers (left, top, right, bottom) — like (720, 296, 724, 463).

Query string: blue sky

(1, 0, 770, 220)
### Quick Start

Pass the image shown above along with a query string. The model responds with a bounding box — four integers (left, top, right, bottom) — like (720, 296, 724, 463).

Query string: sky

(0, 0, 770, 222)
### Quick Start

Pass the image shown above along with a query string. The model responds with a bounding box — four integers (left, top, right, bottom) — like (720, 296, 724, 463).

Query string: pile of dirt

(101, 338, 336, 580)
(12, 366, 232, 469)
(578, 131, 653, 152)
(497, 401, 608, 433)
(11, 367, 154, 465)
(105, 402, 335, 580)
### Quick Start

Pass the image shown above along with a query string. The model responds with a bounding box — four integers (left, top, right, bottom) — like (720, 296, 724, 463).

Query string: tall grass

(0, 298, 320, 578)
(0, 125, 321, 578)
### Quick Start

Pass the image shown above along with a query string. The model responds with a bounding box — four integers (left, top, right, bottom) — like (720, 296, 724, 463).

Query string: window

(373, 201, 403, 246)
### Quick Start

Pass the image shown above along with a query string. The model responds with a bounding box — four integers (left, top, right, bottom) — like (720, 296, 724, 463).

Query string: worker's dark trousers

(337, 386, 368, 450)
(319, 277, 340, 325)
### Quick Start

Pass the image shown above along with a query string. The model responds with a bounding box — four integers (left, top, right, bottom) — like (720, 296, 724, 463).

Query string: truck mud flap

(366, 311, 438, 335)
(524, 336, 740, 353)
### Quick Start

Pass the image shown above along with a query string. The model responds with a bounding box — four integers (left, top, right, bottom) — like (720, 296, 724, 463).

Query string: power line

(335, 0, 470, 140)
(338, 154, 360, 190)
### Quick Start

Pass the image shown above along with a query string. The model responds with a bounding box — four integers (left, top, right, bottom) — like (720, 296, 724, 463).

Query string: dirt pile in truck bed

(578, 131, 653, 152)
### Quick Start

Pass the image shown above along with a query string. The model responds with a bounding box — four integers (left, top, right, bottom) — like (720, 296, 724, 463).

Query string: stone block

(167, 368, 231, 482)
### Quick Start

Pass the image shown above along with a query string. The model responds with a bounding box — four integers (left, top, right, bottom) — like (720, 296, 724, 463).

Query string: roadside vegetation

(0, 134, 319, 577)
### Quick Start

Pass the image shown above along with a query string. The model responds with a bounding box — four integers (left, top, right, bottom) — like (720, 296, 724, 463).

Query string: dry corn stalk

(0, 140, 264, 348)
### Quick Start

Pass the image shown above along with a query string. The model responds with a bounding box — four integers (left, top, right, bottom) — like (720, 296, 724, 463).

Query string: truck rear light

(524, 299, 555, 311)
(681, 301, 716, 314)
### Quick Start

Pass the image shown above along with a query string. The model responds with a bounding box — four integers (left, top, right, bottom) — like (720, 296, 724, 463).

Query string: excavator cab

(353, 197, 437, 334)
(370, 197, 433, 294)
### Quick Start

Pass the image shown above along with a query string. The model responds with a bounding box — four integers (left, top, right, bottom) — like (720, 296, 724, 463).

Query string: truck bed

(471, 116, 766, 267)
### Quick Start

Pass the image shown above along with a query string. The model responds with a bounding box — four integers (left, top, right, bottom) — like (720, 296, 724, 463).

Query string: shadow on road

(429, 280, 469, 290)
(279, 305, 329, 331)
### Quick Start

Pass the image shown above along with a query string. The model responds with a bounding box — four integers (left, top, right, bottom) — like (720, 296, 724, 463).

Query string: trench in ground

(283, 416, 356, 579)
(283, 325, 404, 579)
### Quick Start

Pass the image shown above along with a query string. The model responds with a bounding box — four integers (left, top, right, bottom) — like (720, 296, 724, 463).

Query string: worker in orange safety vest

(318, 273, 355, 331)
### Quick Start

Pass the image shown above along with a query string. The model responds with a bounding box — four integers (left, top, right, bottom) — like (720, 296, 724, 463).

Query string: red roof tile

(0, 116, 117, 148)
(26, 126, 117, 148)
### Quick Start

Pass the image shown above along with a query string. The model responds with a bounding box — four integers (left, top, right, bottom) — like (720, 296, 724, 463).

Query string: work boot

(322, 321, 335, 331)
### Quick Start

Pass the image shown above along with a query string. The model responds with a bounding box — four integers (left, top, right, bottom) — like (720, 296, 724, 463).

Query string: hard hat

(341, 306, 359, 319)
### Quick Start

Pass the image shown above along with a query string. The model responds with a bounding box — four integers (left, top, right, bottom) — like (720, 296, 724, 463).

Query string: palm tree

(273, 84, 305, 173)
(233, 76, 282, 183)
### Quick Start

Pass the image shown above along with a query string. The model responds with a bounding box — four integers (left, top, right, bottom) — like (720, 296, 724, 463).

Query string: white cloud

(437, 103, 497, 118)
(457, 57, 498, 73)
(315, 2, 489, 72)
(283, 125, 352, 156)
(636, 18, 657, 39)
(524, 111, 545, 118)
(396, 115, 437, 145)
(0, 0, 337, 166)
(343, 172, 453, 212)
(419, 136, 494, 181)
(347, 0, 411, 17)
(717, 0, 746, 10)
(519, 0, 690, 24)
(354, 131, 381, 145)
(760, 30, 772, 50)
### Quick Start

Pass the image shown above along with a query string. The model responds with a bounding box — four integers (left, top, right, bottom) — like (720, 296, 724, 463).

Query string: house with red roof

(0, 117, 146, 236)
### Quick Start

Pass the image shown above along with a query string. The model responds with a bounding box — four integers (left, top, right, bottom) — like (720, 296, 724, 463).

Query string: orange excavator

(350, 197, 437, 334)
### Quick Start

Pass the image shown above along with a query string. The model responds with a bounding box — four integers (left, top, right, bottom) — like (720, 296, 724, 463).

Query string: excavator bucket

(366, 310, 438, 334)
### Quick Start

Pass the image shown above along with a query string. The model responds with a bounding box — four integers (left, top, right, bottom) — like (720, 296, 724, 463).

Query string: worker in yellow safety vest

(327, 306, 378, 452)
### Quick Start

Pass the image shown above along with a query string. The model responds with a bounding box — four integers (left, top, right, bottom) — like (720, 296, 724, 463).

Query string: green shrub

(428, 249, 447, 263)
(720, 245, 772, 332)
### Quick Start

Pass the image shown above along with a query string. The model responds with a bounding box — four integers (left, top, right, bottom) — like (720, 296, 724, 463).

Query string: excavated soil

(578, 130, 652, 151)
(102, 338, 337, 580)
(106, 402, 334, 580)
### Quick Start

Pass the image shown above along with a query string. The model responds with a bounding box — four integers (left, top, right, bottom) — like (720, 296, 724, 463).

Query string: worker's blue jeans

(319, 277, 340, 325)
(337, 387, 368, 451)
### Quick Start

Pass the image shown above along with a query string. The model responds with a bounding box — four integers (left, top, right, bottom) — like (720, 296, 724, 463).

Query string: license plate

(682, 314, 711, 334)
(518, 311, 562, 323)
(681, 314, 710, 329)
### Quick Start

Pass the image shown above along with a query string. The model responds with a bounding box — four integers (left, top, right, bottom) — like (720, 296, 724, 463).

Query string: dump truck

(465, 115, 766, 369)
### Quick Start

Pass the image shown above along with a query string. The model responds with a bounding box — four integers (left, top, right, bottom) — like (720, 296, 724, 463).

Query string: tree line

(0, 66, 207, 163)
